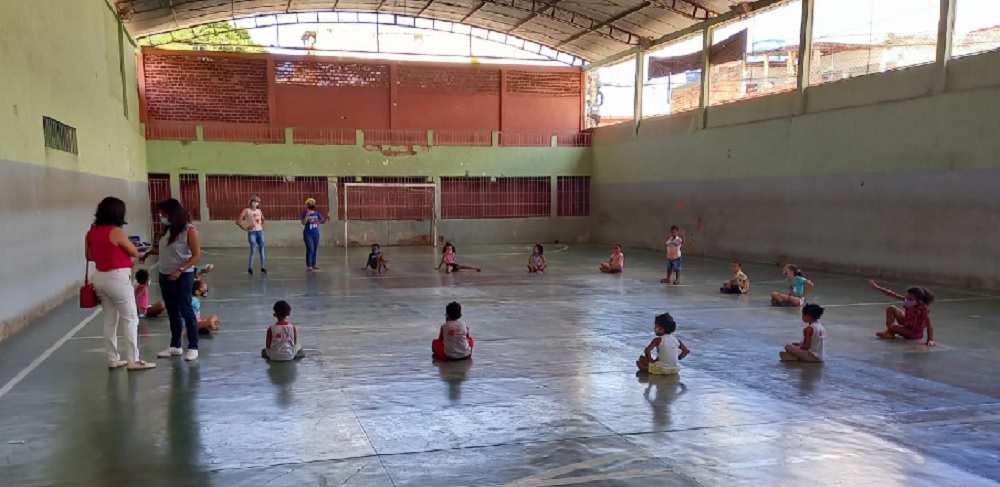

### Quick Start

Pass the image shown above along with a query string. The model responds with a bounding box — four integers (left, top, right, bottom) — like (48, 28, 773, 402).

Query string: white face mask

(251, 202, 259, 208)
(160, 216, 170, 226)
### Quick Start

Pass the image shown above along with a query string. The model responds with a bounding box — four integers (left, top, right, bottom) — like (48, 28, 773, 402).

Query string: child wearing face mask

(301, 197, 326, 272)
(191, 278, 219, 335)
(527, 243, 547, 273)
(870, 281, 936, 346)
(237, 195, 266, 276)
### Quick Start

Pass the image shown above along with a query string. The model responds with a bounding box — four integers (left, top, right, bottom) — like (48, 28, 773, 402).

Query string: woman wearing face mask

(300, 197, 326, 271)
(236, 195, 266, 276)
(140, 198, 202, 361)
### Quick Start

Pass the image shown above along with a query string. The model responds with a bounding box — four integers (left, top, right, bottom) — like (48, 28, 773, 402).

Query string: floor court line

(0, 308, 100, 401)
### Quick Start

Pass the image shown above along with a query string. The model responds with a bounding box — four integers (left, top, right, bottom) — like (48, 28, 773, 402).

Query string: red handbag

(80, 260, 100, 309)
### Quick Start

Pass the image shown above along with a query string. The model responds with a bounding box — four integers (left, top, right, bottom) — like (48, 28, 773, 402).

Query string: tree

(139, 21, 267, 53)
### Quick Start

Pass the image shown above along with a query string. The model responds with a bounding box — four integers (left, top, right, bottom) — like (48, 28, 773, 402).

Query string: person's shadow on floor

(268, 362, 299, 407)
(434, 358, 473, 401)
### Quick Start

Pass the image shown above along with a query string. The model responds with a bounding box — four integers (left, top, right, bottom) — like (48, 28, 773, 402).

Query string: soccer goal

(342, 182, 437, 248)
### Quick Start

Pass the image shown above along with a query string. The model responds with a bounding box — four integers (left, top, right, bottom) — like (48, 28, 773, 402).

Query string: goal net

(342, 182, 436, 247)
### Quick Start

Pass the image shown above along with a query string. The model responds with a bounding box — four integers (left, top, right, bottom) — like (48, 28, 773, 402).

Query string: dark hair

(443, 242, 455, 253)
(906, 287, 936, 305)
(785, 264, 804, 278)
(191, 279, 205, 296)
(654, 313, 677, 334)
(732, 260, 742, 267)
(94, 196, 127, 227)
(533, 243, 544, 254)
(372, 243, 380, 250)
(446, 301, 462, 320)
(135, 269, 150, 285)
(670, 225, 679, 231)
(273, 300, 292, 319)
(157, 198, 190, 244)
(613, 243, 622, 250)
(802, 303, 825, 320)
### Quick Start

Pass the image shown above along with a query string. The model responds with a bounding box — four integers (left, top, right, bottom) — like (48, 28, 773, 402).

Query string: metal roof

(114, 0, 751, 62)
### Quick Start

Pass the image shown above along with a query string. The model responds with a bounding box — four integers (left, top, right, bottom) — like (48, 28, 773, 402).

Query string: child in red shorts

(432, 301, 474, 361)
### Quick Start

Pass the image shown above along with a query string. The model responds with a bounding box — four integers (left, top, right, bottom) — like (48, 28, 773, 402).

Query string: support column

(699, 27, 713, 128)
(633, 46, 644, 131)
(935, 0, 957, 93)
(389, 64, 399, 130)
(169, 173, 181, 201)
(433, 176, 442, 247)
(550, 175, 558, 219)
(796, 0, 816, 113)
(198, 173, 209, 222)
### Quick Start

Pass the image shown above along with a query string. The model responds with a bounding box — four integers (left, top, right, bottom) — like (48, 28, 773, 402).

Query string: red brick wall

(143, 54, 269, 123)
(441, 177, 551, 219)
(140, 50, 582, 132)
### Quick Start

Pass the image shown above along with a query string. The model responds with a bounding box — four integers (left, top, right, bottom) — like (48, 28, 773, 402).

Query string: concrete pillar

(198, 173, 209, 222)
(699, 27, 713, 128)
(284, 127, 294, 145)
(633, 46, 644, 130)
(195, 125, 204, 142)
(427, 130, 434, 147)
(550, 175, 558, 219)
(433, 176, 442, 246)
(796, 0, 816, 101)
(491, 131, 499, 147)
(935, 0, 957, 93)
(328, 176, 338, 223)
(169, 172, 180, 201)
(355, 129, 364, 146)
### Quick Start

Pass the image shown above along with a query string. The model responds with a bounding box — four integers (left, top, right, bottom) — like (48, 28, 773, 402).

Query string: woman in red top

(870, 280, 936, 347)
(85, 197, 156, 370)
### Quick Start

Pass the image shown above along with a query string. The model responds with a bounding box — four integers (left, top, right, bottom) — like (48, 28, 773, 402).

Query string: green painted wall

(0, 0, 146, 180)
(146, 140, 591, 177)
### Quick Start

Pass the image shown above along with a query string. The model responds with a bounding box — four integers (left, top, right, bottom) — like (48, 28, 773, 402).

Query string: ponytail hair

(907, 287, 936, 305)
(785, 264, 804, 278)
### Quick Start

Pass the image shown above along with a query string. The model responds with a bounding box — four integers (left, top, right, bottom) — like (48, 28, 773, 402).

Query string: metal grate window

(43, 117, 78, 154)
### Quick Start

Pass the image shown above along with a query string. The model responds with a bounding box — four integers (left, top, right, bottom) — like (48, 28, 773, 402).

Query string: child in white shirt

(780, 303, 826, 362)
(637, 313, 690, 375)
(432, 302, 474, 360)
(262, 300, 305, 361)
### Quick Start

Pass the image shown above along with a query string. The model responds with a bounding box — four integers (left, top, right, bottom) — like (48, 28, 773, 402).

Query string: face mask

(251, 202, 259, 208)
(201, 291, 208, 298)
(160, 216, 170, 226)
(532, 249, 539, 254)
(903, 299, 916, 308)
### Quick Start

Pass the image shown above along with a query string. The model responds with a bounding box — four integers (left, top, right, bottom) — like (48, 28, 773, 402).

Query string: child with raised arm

(661, 226, 683, 284)
(436, 242, 481, 273)
(771, 264, 813, 307)
(432, 301, 474, 361)
(135, 269, 165, 318)
(720, 261, 750, 294)
(262, 300, 305, 361)
(365, 243, 388, 272)
(527, 243, 547, 273)
(870, 281, 936, 346)
(636, 313, 690, 375)
(599, 244, 625, 273)
(780, 303, 827, 362)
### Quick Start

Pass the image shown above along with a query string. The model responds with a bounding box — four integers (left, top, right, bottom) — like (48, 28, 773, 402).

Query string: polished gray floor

(0, 243, 998, 487)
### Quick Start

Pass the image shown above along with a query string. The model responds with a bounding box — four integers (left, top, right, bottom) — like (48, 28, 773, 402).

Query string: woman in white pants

(85, 197, 156, 370)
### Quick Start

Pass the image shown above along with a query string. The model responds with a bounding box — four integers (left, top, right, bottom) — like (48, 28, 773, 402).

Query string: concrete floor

(1, 243, 999, 487)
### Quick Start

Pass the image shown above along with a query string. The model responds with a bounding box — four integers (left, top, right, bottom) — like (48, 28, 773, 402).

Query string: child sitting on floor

(365, 243, 388, 272)
(436, 242, 481, 273)
(527, 243, 547, 273)
(135, 269, 164, 318)
(636, 312, 689, 375)
(870, 281, 936, 347)
(720, 261, 750, 294)
(261, 300, 305, 361)
(771, 264, 812, 307)
(780, 303, 826, 362)
(191, 279, 220, 334)
(432, 301, 474, 361)
(600, 244, 625, 273)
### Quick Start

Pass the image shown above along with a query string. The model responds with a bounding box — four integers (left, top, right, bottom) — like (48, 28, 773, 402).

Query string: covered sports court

(2, 0, 1000, 485)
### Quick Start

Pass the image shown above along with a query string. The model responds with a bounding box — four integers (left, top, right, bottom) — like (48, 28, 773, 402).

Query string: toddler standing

(661, 226, 683, 284)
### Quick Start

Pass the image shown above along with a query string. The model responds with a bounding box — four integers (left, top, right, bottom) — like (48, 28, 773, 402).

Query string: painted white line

(0, 308, 101, 401)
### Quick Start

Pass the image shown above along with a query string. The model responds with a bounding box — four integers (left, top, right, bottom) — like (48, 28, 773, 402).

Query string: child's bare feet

(876, 331, 895, 339)
(779, 351, 798, 361)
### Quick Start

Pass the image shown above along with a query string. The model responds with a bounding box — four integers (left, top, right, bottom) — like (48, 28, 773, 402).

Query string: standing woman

(236, 195, 266, 276)
(141, 198, 202, 361)
(85, 197, 156, 370)
(301, 197, 325, 271)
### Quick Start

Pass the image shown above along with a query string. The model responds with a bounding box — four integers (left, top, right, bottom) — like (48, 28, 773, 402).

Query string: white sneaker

(127, 360, 157, 370)
(108, 359, 128, 369)
(184, 349, 199, 361)
(157, 347, 183, 358)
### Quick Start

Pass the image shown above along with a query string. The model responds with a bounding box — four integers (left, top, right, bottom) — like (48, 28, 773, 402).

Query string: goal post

(342, 182, 437, 248)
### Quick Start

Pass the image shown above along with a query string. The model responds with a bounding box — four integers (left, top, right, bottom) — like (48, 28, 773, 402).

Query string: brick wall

(506, 70, 581, 97)
(275, 60, 390, 88)
(398, 66, 500, 93)
(143, 54, 269, 123)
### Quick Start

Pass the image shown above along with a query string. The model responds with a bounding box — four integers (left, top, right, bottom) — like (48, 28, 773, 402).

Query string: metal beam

(461, 1, 488, 22)
(633, 45, 644, 129)
(796, 0, 813, 93)
(417, 0, 436, 17)
(507, 0, 561, 33)
(698, 26, 711, 114)
(375, 0, 389, 11)
(936, 0, 956, 66)
(167, 0, 180, 29)
(555, 1, 651, 49)
(654, 0, 719, 21)
(484, 0, 643, 46)
(584, 0, 791, 71)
